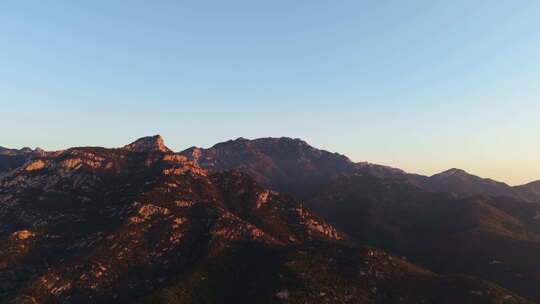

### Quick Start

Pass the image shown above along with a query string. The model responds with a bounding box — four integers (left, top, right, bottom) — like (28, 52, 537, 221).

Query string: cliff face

(122, 135, 172, 153)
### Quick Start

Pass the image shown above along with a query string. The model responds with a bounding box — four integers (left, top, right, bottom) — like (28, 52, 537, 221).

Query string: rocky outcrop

(122, 135, 171, 153)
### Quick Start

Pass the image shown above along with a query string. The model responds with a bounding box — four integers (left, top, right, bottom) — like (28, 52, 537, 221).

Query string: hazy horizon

(3, 1, 539, 186)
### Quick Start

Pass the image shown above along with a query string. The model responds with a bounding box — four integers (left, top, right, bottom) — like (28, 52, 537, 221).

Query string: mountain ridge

(2, 137, 537, 191)
(180, 137, 540, 202)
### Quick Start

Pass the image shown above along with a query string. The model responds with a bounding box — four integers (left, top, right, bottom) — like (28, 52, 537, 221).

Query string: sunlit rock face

(122, 135, 171, 153)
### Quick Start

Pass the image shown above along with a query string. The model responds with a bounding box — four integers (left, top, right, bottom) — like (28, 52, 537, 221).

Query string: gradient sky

(2, 1, 539, 185)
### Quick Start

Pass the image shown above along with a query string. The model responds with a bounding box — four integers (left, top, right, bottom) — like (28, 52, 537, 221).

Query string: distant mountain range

(0, 136, 537, 303)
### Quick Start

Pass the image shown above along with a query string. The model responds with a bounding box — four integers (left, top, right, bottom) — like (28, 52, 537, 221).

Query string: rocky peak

(0, 146, 47, 157)
(252, 137, 309, 146)
(123, 135, 171, 153)
(428, 168, 511, 197)
(431, 168, 468, 179)
(215, 137, 308, 147)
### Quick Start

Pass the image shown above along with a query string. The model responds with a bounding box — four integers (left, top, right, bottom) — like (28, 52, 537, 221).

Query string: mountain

(425, 169, 540, 204)
(1, 136, 525, 303)
(181, 137, 540, 203)
(423, 169, 540, 203)
(122, 135, 172, 153)
(0, 146, 46, 175)
(428, 168, 512, 197)
(180, 137, 426, 199)
(181, 137, 358, 199)
(180, 137, 540, 301)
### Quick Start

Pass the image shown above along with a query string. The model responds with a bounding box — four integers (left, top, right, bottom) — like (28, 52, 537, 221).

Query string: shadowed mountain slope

(180, 137, 540, 301)
(305, 172, 540, 301)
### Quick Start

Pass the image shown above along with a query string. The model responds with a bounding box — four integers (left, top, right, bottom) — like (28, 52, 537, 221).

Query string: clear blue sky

(2, 1, 539, 185)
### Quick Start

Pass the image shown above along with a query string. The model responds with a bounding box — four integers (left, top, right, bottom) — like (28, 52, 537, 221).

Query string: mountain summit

(122, 135, 171, 153)
(181, 137, 355, 198)
(431, 168, 469, 179)
(428, 167, 510, 196)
